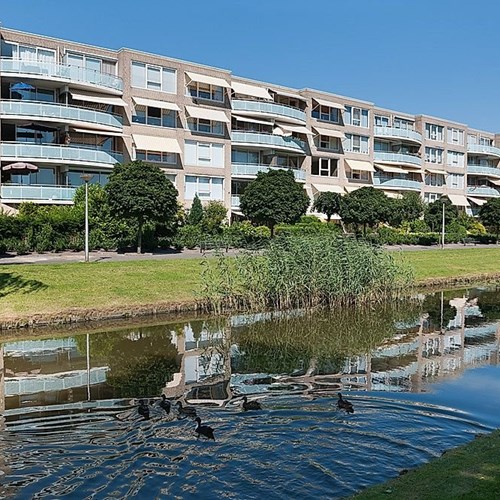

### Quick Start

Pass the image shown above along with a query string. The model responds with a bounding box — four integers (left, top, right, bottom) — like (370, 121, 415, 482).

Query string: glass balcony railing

(373, 175, 422, 190)
(466, 186, 500, 197)
(231, 131, 308, 153)
(231, 163, 306, 181)
(0, 142, 123, 166)
(232, 100, 306, 123)
(466, 165, 500, 177)
(373, 126, 422, 143)
(467, 143, 500, 157)
(374, 151, 422, 166)
(0, 58, 123, 92)
(231, 195, 241, 208)
(0, 100, 123, 129)
(0, 184, 77, 202)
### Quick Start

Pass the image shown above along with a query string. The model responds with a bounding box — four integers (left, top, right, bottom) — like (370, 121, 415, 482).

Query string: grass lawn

(0, 247, 499, 323)
(352, 431, 500, 500)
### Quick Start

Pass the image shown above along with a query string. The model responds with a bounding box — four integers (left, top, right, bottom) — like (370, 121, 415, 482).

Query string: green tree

(186, 194, 203, 226)
(387, 191, 425, 227)
(202, 201, 227, 234)
(479, 198, 500, 238)
(424, 197, 459, 232)
(239, 169, 309, 236)
(339, 187, 389, 234)
(312, 191, 342, 222)
(105, 161, 178, 253)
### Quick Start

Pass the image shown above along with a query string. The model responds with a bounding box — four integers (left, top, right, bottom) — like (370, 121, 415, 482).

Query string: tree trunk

(327, 214, 331, 223)
(270, 223, 275, 238)
(137, 220, 143, 254)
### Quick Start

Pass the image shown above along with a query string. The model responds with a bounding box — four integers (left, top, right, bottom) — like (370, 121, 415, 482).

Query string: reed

(199, 235, 414, 313)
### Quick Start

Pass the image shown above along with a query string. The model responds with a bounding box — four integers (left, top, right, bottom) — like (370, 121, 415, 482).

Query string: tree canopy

(387, 191, 425, 227)
(339, 187, 389, 233)
(106, 161, 178, 253)
(479, 198, 500, 238)
(424, 197, 459, 232)
(186, 194, 203, 226)
(239, 169, 309, 235)
(312, 191, 342, 222)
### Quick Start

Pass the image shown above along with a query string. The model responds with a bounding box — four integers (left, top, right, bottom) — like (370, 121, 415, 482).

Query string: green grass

(353, 431, 500, 500)
(0, 247, 499, 323)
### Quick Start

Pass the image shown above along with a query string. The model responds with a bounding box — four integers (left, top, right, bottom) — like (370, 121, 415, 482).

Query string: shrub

(222, 221, 271, 249)
(275, 222, 341, 238)
(174, 225, 204, 249)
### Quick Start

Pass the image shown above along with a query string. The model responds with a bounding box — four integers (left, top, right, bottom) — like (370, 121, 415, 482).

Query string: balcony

(232, 100, 306, 123)
(0, 143, 123, 167)
(374, 126, 422, 144)
(0, 100, 123, 130)
(374, 151, 422, 167)
(231, 195, 241, 208)
(466, 165, 500, 178)
(466, 186, 500, 197)
(373, 175, 422, 191)
(467, 143, 500, 157)
(0, 58, 123, 93)
(231, 131, 308, 154)
(0, 184, 77, 204)
(231, 163, 306, 181)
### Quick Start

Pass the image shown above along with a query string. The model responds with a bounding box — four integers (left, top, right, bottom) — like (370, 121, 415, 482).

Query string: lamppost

(80, 173, 94, 262)
(441, 200, 446, 249)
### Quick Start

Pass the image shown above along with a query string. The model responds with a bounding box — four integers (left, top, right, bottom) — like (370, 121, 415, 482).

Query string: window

(393, 117, 414, 130)
(64, 170, 109, 187)
(65, 52, 116, 75)
(344, 134, 369, 154)
(185, 176, 224, 200)
(10, 85, 55, 102)
(375, 115, 389, 127)
(424, 193, 440, 203)
(425, 123, 444, 141)
(317, 135, 341, 152)
(425, 173, 445, 186)
(187, 118, 224, 135)
(188, 82, 224, 102)
(135, 150, 177, 165)
(2, 41, 56, 63)
(447, 151, 465, 167)
(131, 61, 176, 93)
(345, 106, 369, 127)
(231, 149, 260, 164)
(467, 134, 477, 145)
(348, 170, 370, 181)
(425, 147, 443, 164)
(15, 126, 56, 144)
(311, 105, 340, 123)
(311, 158, 338, 177)
(185, 141, 224, 167)
(132, 105, 176, 128)
(479, 136, 493, 146)
(447, 173, 464, 189)
(447, 128, 464, 146)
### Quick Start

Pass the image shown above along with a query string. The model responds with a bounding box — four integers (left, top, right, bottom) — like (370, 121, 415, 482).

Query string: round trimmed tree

(313, 191, 342, 222)
(479, 197, 500, 239)
(239, 169, 309, 236)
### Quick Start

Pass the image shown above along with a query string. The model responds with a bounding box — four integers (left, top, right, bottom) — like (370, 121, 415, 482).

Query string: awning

(132, 134, 182, 154)
(447, 194, 470, 207)
(345, 159, 375, 172)
(312, 184, 344, 194)
(271, 88, 307, 102)
(69, 90, 127, 107)
(132, 96, 180, 111)
(71, 127, 123, 137)
(467, 196, 487, 206)
(383, 191, 403, 199)
(232, 81, 272, 100)
(312, 97, 345, 110)
(276, 122, 314, 136)
(185, 105, 230, 123)
(375, 163, 409, 174)
(185, 71, 230, 88)
(490, 178, 500, 186)
(312, 126, 344, 139)
(233, 114, 273, 126)
(425, 167, 447, 175)
(344, 186, 361, 193)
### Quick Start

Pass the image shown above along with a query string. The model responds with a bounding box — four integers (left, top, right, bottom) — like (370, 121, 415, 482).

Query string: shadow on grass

(0, 272, 48, 298)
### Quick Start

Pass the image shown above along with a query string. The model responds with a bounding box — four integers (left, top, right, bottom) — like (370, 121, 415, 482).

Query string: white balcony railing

(231, 131, 308, 153)
(1, 184, 77, 202)
(373, 126, 423, 143)
(467, 143, 500, 157)
(466, 186, 500, 197)
(231, 163, 306, 181)
(466, 165, 500, 178)
(232, 100, 306, 123)
(373, 175, 422, 191)
(374, 151, 422, 166)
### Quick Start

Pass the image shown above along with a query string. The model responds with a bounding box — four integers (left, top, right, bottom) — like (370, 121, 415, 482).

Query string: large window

(425, 123, 444, 142)
(185, 176, 224, 200)
(425, 173, 445, 186)
(132, 105, 176, 128)
(425, 147, 443, 164)
(65, 52, 116, 75)
(317, 135, 341, 152)
(393, 117, 414, 130)
(424, 192, 440, 203)
(311, 158, 338, 177)
(344, 134, 369, 154)
(447, 150, 465, 167)
(184, 141, 224, 168)
(479, 136, 493, 146)
(131, 61, 176, 93)
(10, 85, 55, 102)
(187, 118, 224, 135)
(447, 128, 464, 146)
(446, 173, 464, 189)
(188, 82, 224, 102)
(374, 115, 389, 127)
(231, 149, 260, 164)
(64, 170, 109, 187)
(344, 106, 369, 127)
(135, 150, 177, 165)
(311, 105, 340, 123)
(1, 41, 55, 63)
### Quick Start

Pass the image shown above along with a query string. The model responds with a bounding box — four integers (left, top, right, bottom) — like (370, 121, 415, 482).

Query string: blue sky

(1, 0, 500, 131)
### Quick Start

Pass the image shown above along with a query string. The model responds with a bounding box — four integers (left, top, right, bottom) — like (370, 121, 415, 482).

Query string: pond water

(1, 286, 499, 499)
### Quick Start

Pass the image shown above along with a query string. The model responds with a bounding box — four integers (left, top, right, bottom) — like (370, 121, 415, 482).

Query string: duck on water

(242, 396, 262, 411)
(337, 393, 354, 413)
(195, 417, 215, 440)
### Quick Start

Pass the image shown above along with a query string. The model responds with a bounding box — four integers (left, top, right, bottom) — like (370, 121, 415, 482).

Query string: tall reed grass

(199, 235, 414, 313)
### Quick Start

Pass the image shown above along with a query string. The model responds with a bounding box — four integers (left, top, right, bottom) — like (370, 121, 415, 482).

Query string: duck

(337, 393, 354, 413)
(138, 399, 150, 420)
(175, 400, 197, 418)
(194, 417, 215, 440)
(242, 395, 262, 411)
(159, 394, 171, 414)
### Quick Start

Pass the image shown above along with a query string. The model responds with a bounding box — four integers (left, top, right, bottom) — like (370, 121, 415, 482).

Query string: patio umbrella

(2, 162, 39, 173)
(10, 82, 35, 91)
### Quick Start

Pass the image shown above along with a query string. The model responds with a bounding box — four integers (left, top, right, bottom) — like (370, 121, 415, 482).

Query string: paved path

(0, 243, 497, 266)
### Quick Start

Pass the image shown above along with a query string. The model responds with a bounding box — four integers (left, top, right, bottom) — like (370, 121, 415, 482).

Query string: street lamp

(441, 200, 446, 249)
(80, 173, 94, 262)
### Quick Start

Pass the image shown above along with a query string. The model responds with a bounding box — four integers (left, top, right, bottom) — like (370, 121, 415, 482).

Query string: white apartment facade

(0, 27, 498, 217)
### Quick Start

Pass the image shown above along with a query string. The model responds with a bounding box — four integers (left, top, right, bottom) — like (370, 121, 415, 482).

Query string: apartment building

(1, 27, 499, 217)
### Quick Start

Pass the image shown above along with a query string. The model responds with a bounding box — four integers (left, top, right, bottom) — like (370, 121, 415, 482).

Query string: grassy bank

(0, 247, 499, 327)
(353, 431, 500, 499)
